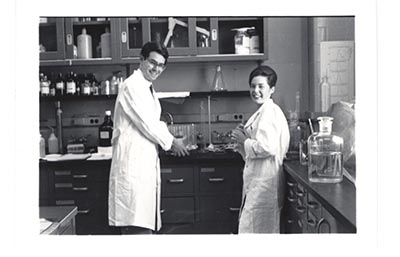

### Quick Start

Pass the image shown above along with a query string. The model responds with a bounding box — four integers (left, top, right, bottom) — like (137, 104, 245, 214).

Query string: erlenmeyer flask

(211, 65, 227, 91)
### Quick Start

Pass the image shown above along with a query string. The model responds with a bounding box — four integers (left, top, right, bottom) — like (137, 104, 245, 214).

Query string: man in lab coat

(108, 41, 189, 234)
(232, 65, 290, 233)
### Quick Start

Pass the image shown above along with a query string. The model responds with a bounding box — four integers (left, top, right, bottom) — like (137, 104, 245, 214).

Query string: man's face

(140, 51, 166, 82)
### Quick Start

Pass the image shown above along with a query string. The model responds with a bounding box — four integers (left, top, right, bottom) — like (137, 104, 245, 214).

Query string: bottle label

(56, 82, 64, 90)
(100, 131, 110, 139)
(41, 82, 49, 95)
(83, 86, 91, 95)
(66, 82, 76, 94)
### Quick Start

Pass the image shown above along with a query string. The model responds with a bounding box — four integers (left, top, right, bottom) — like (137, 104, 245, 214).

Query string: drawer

(199, 196, 238, 222)
(161, 166, 194, 195)
(161, 197, 195, 224)
(199, 166, 240, 193)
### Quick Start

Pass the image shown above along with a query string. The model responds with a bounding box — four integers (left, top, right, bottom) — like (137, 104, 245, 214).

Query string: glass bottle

(98, 110, 113, 147)
(40, 75, 50, 96)
(66, 72, 76, 95)
(211, 65, 226, 91)
(308, 116, 343, 183)
(81, 74, 91, 96)
(55, 72, 65, 96)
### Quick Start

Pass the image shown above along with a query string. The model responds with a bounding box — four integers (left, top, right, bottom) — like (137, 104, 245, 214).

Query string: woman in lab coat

(108, 41, 188, 234)
(232, 65, 290, 233)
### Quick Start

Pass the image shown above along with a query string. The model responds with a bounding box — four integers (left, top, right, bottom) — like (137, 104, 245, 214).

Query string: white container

(232, 27, 252, 54)
(48, 132, 59, 154)
(101, 27, 111, 58)
(77, 28, 92, 59)
(247, 28, 260, 53)
(40, 134, 46, 157)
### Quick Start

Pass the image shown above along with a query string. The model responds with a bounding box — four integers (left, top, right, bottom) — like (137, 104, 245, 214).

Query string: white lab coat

(237, 98, 290, 233)
(108, 69, 174, 231)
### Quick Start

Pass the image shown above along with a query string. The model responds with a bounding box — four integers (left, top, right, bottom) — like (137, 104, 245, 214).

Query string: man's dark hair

(248, 65, 278, 88)
(140, 41, 169, 65)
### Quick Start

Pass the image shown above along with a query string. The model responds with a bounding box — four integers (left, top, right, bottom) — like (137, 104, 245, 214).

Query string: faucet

(162, 112, 174, 125)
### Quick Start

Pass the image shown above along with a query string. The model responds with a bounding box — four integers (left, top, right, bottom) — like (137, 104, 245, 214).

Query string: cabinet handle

(78, 209, 90, 215)
(168, 178, 184, 183)
(66, 34, 73, 45)
(316, 218, 331, 233)
(307, 201, 320, 209)
(287, 195, 296, 202)
(295, 206, 306, 214)
(54, 170, 72, 176)
(296, 190, 305, 197)
(208, 177, 224, 182)
(229, 207, 240, 212)
(211, 29, 218, 41)
(307, 219, 317, 227)
(297, 219, 303, 229)
(201, 167, 215, 173)
(73, 174, 88, 179)
(73, 187, 88, 191)
(287, 219, 294, 224)
(286, 181, 297, 187)
(121, 31, 127, 43)
(160, 209, 165, 214)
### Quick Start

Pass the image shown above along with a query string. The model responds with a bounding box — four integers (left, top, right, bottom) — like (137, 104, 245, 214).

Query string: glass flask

(308, 116, 343, 183)
(211, 65, 227, 91)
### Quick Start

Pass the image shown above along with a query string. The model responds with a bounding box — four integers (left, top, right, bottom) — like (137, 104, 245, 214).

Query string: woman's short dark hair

(248, 65, 278, 88)
(140, 41, 169, 64)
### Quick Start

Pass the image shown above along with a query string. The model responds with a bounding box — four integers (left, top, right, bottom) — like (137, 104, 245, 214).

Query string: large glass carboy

(308, 116, 343, 183)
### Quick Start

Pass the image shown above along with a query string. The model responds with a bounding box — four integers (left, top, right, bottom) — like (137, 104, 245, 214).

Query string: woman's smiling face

(249, 75, 275, 105)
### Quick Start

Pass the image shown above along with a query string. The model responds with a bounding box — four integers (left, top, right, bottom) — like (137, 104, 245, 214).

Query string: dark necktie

(149, 84, 154, 95)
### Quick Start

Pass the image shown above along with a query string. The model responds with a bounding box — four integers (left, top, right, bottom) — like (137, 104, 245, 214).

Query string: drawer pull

(287, 219, 294, 224)
(54, 170, 72, 176)
(78, 209, 90, 215)
(73, 174, 88, 179)
(73, 187, 88, 191)
(286, 181, 297, 187)
(168, 178, 184, 183)
(208, 177, 224, 182)
(307, 201, 320, 209)
(201, 167, 215, 173)
(295, 206, 306, 213)
(307, 219, 317, 227)
(56, 200, 75, 205)
(287, 196, 296, 202)
(229, 207, 240, 212)
(295, 189, 305, 197)
(316, 218, 331, 233)
(160, 209, 165, 214)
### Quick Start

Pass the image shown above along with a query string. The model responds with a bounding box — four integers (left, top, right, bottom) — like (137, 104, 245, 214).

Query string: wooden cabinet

(39, 17, 66, 60)
(40, 160, 120, 235)
(40, 17, 268, 65)
(281, 162, 356, 234)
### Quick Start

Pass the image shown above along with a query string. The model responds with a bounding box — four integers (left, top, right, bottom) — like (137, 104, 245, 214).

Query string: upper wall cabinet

(39, 17, 268, 66)
(39, 17, 66, 60)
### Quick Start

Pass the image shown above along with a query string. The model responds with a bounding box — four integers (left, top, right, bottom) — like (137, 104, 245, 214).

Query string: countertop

(283, 160, 356, 231)
(39, 206, 78, 235)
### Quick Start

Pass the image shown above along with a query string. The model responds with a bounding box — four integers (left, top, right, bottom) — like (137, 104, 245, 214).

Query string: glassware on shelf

(211, 65, 227, 91)
(308, 116, 344, 183)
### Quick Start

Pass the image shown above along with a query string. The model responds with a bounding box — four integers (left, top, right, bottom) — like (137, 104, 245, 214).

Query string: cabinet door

(119, 17, 149, 58)
(65, 17, 115, 60)
(39, 17, 66, 60)
(148, 17, 196, 56)
(195, 17, 218, 55)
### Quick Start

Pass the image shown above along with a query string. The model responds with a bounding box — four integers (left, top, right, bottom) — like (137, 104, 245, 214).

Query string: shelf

(39, 91, 250, 102)
(40, 58, 114, 67)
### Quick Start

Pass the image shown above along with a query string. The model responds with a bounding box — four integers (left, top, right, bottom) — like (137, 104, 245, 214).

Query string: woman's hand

(231, 125, 247, 145)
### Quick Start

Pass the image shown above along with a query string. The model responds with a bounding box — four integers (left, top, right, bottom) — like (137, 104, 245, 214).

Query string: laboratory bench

(39, 151, 356, 234)
(281, 160, 356, 233)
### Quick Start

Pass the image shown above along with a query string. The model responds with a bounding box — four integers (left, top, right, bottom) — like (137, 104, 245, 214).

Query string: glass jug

(308, 116, 343, 183)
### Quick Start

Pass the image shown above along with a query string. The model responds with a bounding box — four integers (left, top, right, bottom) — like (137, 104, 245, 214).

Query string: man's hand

(171, 137, 190, 157)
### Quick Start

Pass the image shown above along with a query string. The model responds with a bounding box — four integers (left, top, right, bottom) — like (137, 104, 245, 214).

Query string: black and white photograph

(4, 0, 397, 256)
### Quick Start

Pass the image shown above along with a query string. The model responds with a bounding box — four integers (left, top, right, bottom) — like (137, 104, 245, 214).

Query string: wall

(39, 17, 308, 149)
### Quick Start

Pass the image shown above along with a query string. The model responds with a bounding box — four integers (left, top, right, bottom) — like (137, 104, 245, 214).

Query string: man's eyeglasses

(146, 59, 166, 70)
